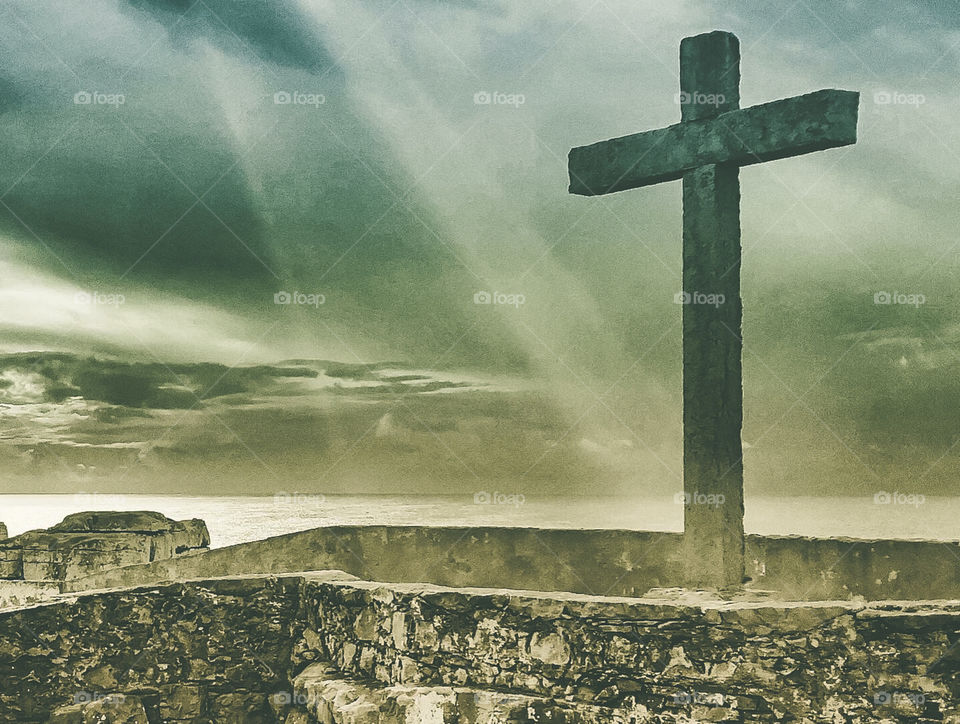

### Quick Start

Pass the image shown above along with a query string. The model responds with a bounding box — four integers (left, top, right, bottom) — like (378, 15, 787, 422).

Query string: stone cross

(568, 31, 859, 589)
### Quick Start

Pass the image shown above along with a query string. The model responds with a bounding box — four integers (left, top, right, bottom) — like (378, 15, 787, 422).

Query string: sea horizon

(2, 493, 955, 549)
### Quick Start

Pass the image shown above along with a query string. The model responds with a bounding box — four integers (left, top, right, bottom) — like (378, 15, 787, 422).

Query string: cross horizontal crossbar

(568, 89, 859, 196)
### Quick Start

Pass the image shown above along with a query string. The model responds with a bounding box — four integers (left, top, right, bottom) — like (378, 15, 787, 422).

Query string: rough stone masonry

(0, 511, 209, 609)
(2, 573, 959, 722)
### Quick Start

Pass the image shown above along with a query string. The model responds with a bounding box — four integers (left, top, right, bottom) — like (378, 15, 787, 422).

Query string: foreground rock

(47, 694, 149, 723)
(0, 511, 209, 583)
(288, 663, 639, 723)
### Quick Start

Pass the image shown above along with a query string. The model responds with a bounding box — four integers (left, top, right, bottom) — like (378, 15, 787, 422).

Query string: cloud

(0, 0, 959, 497)
(0, 351, 632, 495)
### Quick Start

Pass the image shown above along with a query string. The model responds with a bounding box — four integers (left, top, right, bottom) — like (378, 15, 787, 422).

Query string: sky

(0, 0, 958, 498)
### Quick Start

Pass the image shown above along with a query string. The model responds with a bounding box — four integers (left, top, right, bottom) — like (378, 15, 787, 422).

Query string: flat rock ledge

(285, 662, 652, 723)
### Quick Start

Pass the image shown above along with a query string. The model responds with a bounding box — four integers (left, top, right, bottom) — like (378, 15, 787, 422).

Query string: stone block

(527, 631, 571, 666)
(209, 692, 273, 723)
(47, 694, 148, 724)
(0, 547, 22, 578)
(158, 683, 206, 720)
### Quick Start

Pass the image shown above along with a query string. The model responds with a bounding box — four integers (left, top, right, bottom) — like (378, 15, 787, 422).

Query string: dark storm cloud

(0, 0, 447, 291)
(0, 1, 273, 282)
(1, 0, 959, 497)
(0, 0, 518, 369)
(0, 352, 618, 495)
(125, 0, 341, 74)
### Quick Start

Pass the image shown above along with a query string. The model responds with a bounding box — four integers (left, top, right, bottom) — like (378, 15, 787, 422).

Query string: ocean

(0, 493, 954, 548)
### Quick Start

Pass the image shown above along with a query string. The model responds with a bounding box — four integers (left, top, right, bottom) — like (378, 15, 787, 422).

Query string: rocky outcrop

(0, 511, 209, 583)
(0, 522, 7, 540)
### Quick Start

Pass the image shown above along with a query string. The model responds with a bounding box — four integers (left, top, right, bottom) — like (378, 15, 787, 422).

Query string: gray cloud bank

(0, 1, 958, 496)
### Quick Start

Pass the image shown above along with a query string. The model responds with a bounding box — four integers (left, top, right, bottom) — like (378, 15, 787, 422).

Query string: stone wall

(293, 579, 960, 722)
(0, 573, 349, 722)
(4, 572, 960, 722)
(64, 525, 960, 602)
(0, 580, 60, 610)
(0, 511, 209, 585)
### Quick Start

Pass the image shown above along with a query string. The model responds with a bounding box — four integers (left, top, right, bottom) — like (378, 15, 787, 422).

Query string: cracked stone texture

(568, 89, 859, 196)
(293, 579, 960, 721)
(0, 511, 209, 582)
(3, 573, 960, 721)
(60, 525, 960, 604)
(47, 694, 149, 723)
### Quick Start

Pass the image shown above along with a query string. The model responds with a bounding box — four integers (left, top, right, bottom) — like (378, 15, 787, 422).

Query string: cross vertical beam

(567, 29, 859, 592)
(680, 32, 744, 589)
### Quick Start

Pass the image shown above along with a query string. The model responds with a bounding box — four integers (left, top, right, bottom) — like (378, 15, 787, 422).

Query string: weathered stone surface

(292, 578, 960, 721)
(209, 692, 274, 722)
(152, 518, 211, 559)
(0, 522, 6, 540)
(0, 579, 60, 609)
(0, 575, 301, 721)
(157, 683, 205, 720)
(50, 511, 177, 533)
(0, 544, 23, 579)
(0, 511, 209, 584)
(527, 631, 570, 666)
(291, 664, 636, 723)
(681, 158, 744, 590)
(4, 572, 960, 721)
(59, 524, 960, 603)
(568, 89, 859, 195)
(18, 532, 152, 581)
(47, 694, 149, 723)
